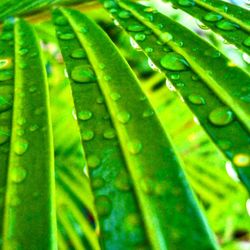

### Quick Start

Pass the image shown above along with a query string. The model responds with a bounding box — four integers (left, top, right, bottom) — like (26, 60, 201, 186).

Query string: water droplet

(148, 58, 159, 71)
(160, 52, 189, 71)
(242, 53, 250, 64)
(115, 171, 131, 191)
(0, 70, 13, 81)
(19, 62, 27, 69)
(140, 177, 154, 194)
(0, 32, 13, 41)
(103, 0, 116, 8)
(127, 24, 145, 32)
(78, 110, 92, 121)
(118, 10, 131, 19)
(18, 48, 29, 56)
(165, 78, 176, 91)
(29, 124, 39, 132)
(87, 155, 101, 168)
(14, 138, 29, 155)
(71, 65, 96, 83)
(160, 32, 173, 43)
(129, 37, 141, 50)
(128, 139, 142, 154)
(16, 129, 25, 136)
(95, 195, 112, 217)
(233, 154, 250, 167)
(59, 33, 75, 40)
(92, 177, 105, 189)
(216, 20, 239, 31)
(208, 107, 233, 126)
(29, 85, 37, 93)
(17, 117, 26, 126)
(55, 16, 68, 26)
(0, 127, 10, 145)
(225, 161, 239, 181)
(0, 58, 12, 69)
(10, 166, 27, 183)
(96, 96, 104, 104)
(203, 12, 223, 22)
(104, 75, 112, 81)
(117, 111, 131, 124)
(125, 214, 141, 229)
(243, 37, 250, 47)
(103, 128, 116, 139)
(178, 0, 195, 6)
(145, 47, 153, 53)
(143, 108, 154, 118)
(204, 50, 221, 58)
(170, 73, 180, 80)
(134, 33, 146, 41)
(70, 48, 86, 59)
(110, 92, 121, 101)
(82, 130, 94, 141)
(188, 94, 206, 105)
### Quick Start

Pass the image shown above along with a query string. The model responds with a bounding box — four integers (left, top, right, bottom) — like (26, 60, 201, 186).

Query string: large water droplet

(10, 166, 27, 183)
(117, 111, 131, 124)
(208, 107, 233, 126)
(203, 12, 223, 22)
(14, 138, 29, 155)
(87, 155, 101, 168)
(216, 20, 239, 31)
(71, 65, 96, 83)
(82, 130, 94, 141)
(128, 139, 142, 154)
(70, 48, 86, 59)
(78, 110, 92, 121)
(160, 52, 189, 71)
(233, 154, 250, 167)
(95, 195, 112, 217)
(188, 94, 206, 105)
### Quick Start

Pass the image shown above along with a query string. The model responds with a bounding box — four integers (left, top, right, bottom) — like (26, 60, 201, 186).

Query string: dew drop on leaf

(118, 10, 131, 19)
(71, 65, 96, 83)
(87, 155, 101, 168)
(10, 166, 27, 183)
(58, 33, 75, 40)
(142, 108, 154, 118)
(233, 154, 250, 167)
(115, 171, 131, 191)
(92, 177, 105, 189)
(54, 16, 68, 26)
(203, 12, 223, 22)
(127, 24, 145, 32)
(78, 110, 93, 121)
(0, 70, 13, 81)
(178, 0, 195, 6)
(0, 58, 12, 69)
(96, 96, 104, 104)
(18, 48, 29, 56)
(160, 52, 189, 71)
(95, 195, 112, 217)
(243, 37, 250, 47)
(14, 138, 29, 155)
(117, 111, 131, 124)
(134, 33, 146, 41)
(82, 130, 94, 141)
(216, 20, 239, 31)
(103, 128, 116, 139)
(208, 107, 233, 126)
(128, 139, 142, 154)
(70, 48, 86, 59)
(188, 94, 206, 105)
(110, 92, 121, 101)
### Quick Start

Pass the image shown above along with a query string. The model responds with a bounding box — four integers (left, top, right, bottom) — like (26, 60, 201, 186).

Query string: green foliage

(0, 0, 249, 249)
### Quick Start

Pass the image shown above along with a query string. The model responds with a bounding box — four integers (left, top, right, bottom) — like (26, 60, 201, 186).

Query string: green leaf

(0, 19, 15, 247)
(2, 18, 57, 249)
(53, 7, 219, 249)
(101, 0, 250, 192)
(163, 0, 250, 54)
